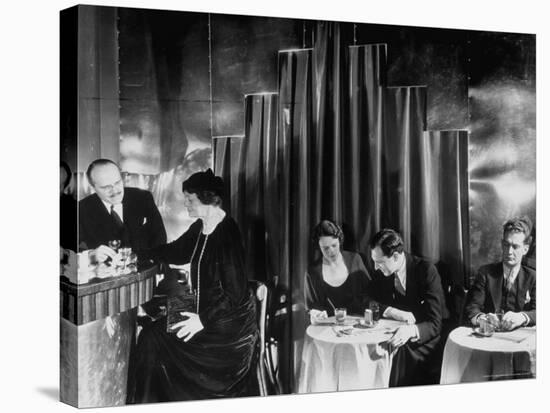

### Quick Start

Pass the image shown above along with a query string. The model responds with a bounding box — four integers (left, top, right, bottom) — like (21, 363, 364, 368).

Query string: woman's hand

(170, 312, 204, 342)
(309, 309, 328, 325)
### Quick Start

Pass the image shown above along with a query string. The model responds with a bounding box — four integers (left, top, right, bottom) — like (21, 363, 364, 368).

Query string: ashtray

(472, 327, 493, 337)
(354, 320, 378, 329)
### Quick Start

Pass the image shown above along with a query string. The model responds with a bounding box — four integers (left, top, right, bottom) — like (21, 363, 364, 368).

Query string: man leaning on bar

(464, 216, 536, 330)
(78, 158, 167, 261)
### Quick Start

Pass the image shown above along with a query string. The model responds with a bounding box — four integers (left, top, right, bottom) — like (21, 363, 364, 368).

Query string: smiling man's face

(90, 163, 124, 205)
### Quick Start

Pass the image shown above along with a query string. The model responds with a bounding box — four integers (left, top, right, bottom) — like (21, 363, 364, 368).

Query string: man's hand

(501, 311, 526, 331)
(385, 307, 416, 324)
(92, 245, 117, 263)
(388, 325, 417, 350)
(170, 312, 204, 342)
(309, 309, 328, 325)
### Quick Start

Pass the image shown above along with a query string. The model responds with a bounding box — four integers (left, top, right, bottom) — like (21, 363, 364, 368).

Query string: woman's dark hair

(181, 168, 224, 207)
(369, 228, 404, 257)
(60, 161, 72, 190)
(311, 220, 344, 245)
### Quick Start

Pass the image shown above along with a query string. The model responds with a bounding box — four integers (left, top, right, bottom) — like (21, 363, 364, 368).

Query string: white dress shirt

(102, 200, 124, 223)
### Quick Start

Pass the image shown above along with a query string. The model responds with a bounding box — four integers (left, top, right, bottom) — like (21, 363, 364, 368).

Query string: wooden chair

(249, 280, 281, 396)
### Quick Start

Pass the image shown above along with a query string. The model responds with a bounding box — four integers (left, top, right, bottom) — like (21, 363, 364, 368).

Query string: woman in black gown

(305, 220, 371, 324)
(127, 169, 258, 403)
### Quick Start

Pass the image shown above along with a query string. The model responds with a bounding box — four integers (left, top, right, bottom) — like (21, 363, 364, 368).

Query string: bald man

(79, 159, 167, 262)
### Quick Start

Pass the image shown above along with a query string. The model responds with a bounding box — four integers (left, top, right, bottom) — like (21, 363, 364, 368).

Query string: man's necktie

(110, 205, 124, 229)
(393, 272, 406, 296)
(505, 276, 514, 292)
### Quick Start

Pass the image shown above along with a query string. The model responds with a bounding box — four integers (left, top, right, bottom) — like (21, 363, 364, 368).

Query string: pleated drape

(345, 44, 386, 255)
(383, 86, 428, 248)
(277, 49, 314, 392)
(213, 21, 470, 393)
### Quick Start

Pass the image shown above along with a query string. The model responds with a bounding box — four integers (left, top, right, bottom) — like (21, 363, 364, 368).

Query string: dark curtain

(214, 21, 469, 393)
(344, 44, 387, 256)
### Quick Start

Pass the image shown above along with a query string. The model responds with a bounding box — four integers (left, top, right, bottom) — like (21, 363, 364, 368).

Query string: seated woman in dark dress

(305, 220, 371, 324)
(127, 169, 258, 403)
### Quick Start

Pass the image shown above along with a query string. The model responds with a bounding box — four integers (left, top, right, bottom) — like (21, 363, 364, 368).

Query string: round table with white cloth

(440, 326, 536, 384)
(297, 317, 405, 393)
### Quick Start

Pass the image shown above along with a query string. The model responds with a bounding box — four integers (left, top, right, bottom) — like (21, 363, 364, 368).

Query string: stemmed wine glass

(108, 239, 121, 252)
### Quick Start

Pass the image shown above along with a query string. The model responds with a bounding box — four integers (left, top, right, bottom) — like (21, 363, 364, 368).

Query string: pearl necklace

(189, 232, 209, 313)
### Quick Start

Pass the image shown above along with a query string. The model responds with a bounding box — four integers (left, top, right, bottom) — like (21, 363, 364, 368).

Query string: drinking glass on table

(479, 315, 495, 336)
(335, 308, 347, 325)
(369, 301, 380, 322)
(126, 252, 138, 273)
(108, 239, 121, 252)
(495, 309, 504, 331)
(118, 247, 132, 273)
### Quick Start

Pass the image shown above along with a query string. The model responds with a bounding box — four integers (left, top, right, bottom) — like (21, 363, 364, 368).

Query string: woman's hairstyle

(502, 216, 533, 245)
(369, 228, 404, 257)
(181, 168, 224, 207)
(311, 220, 344, 245)
(60, 161, 72, 190)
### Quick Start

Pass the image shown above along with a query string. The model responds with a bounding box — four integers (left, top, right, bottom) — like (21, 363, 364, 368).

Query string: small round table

(298, 317, 405, 393)
(440, 326, 536, 384)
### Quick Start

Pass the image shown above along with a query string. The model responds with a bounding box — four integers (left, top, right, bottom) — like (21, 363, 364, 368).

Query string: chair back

(249, 280, 269, 396)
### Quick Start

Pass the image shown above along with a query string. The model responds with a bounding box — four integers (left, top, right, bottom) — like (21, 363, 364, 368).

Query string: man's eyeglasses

(98, 179, 123, 192)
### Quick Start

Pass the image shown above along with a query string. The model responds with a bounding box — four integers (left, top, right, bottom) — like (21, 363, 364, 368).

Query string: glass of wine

(369, 301, 380, 322)
(495, 309, 504, 331)
(108, 239, 121, 252)
(126, 252, 138, 273)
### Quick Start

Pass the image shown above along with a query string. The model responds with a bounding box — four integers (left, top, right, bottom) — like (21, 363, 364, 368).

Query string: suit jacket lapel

(488, 265, 503, 312)
(404, 254, 416, 299)
(91, 194, 116, 236)
(516, 266, 527, 308)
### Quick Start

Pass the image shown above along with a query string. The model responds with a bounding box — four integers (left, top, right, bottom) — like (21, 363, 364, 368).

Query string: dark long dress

(305, 250, 371, 316)
(127, 216, 258, 403)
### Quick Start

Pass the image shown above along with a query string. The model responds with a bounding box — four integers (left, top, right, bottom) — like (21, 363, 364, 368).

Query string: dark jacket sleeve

(415, 262, 444, 344)
(198, 218, 249, 326)
(464, 267, 489, 324)
(523, 268, 536, 325)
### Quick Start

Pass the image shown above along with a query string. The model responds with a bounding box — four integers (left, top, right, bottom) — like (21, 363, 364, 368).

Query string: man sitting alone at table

(368, 228, 445, 386)
(464, 216, 536, 330)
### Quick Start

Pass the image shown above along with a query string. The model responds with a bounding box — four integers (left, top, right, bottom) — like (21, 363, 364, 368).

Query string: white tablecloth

(440, 326, 536, 384)
(297, 317, 404, 393)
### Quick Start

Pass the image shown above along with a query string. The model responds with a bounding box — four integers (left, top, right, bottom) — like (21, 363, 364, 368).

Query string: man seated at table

(465, 216, 536, 330)
(79, 158, 167, 262)
(368, 228, 445, 386)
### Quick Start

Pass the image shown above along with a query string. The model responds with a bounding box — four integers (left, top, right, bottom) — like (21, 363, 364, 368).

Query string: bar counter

(60, 263, 158, 407)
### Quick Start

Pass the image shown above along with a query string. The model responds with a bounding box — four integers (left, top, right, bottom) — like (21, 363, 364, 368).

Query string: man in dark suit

(79, 159, 167, 262)
(465, 216, 536, 330)
(368, 228, 445, 386)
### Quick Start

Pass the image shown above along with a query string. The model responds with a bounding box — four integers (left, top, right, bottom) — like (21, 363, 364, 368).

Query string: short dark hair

(60, 161, 72, 190)
(181, 169, 223, 207)
(86, 159, 120, 186)
(369, 228, 404, 257)
(503, 216, 532, 246)
(311, 220, 344, 245)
